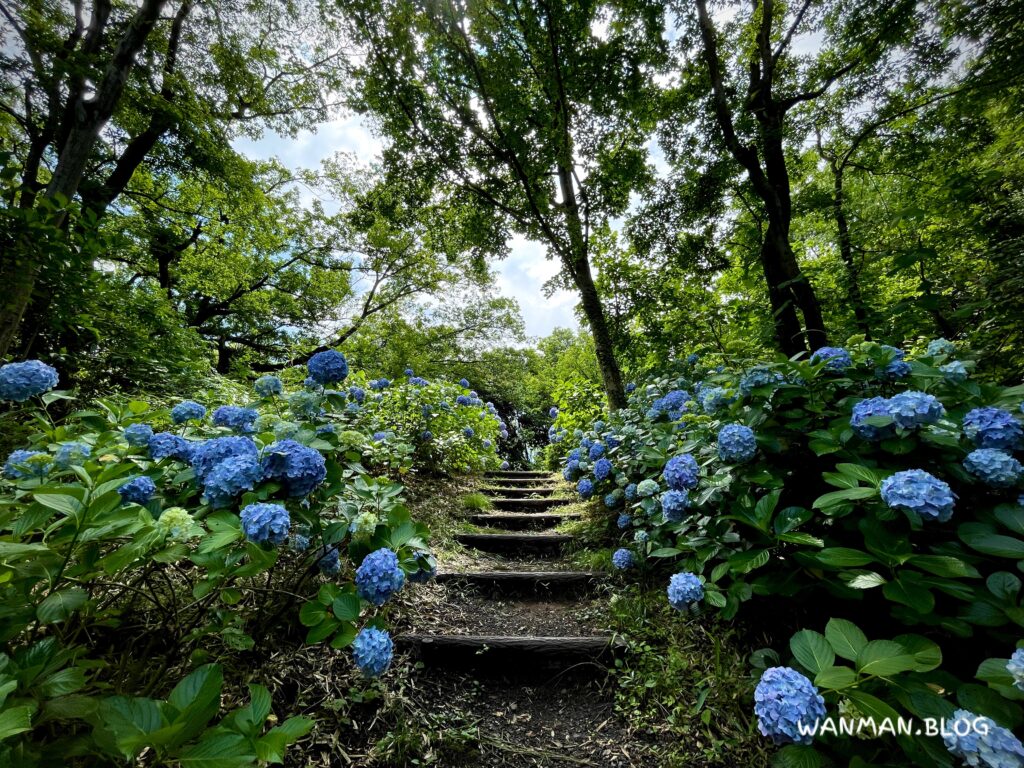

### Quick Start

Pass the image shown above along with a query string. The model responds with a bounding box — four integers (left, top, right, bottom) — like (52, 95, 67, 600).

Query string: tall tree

(676, 0, 922, 356)
(336, 0, 666, 409)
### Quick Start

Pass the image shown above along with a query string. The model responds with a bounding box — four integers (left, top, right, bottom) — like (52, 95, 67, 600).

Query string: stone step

(485, 470, 551, 479)
(469, 512, 580, 531)
(396, 634, 622, 670)
(481, 486, 560, 497)
(491, 497, 571, 512)
(455, 532, 573, 556)
(486, 477, 557, 488)
(436, 570, 604, 596)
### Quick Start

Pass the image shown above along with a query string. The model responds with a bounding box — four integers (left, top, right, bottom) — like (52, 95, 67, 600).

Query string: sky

(233, 114, 581, 339)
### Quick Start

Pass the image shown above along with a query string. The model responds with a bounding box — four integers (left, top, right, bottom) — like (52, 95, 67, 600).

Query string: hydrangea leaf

(959, 524, 1024, 558)
(790, 630, 835, 674)
(813, 666, 857, 690)
(855, 640, 917, 676)
(824, 618, 868, 661)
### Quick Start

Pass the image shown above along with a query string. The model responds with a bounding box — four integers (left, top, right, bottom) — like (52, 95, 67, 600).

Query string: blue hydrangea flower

(637, 479, 659, 498)
(1007, 649, 1024, 692)
(626, 382, 636, 393)
(943, 709, 1024, 767)
(588, 443, 605, 460)
(718, 424, 756, 463)
(963, 407, 1024, 451)
(700, 386, 735, 413)
(482, 439, 492, 449)
(119, 476, 156, 505)
(459, 378, 470, 388)
(617, 513, 631, 529)
(456, 395, 473, 406)
(124, 423, 154, 447)
(308, 350, 349, 384)
(754, 667, 827, 745)
(190, 437, 261, 508)
(875, 345, 911, 380)
(927, 338, 957, 356)
(212, 405, 258, 434)
(667, 572, 704, 610)
(463, 427, 475, 438)
(261, 440, 327, 497)
(593, 458, 613, 481)
(317, 546, 340, 575)
(345, 386, 364, 404)
(254, 375, 283, 398)
(549, 406, 559, 418)
(501, 461, 510, 470)
(563, 459, 581, 481)
(851, 397, 896, 441)
(612, 548, 635, 570)
(171, 400, 206, 424)
(409, 551, 437, 584)
(420, 430, 433, 441)
(624, 483, 638, 501)
(663, 454, 699, 491)
(290, 533, 310, 552)
(686, 353, 700, 365)
(409, 376, 429, 386)
(577, 478, 595, 499)
(661, 490, 690, 522)
(54, 442, 91, 469)
(567, 448, 581, 462)
(240, 503, 290, 546)
(191, 436, 257, 479)
(740, 367, 785, 396)
(940, 361, 968, 383)
(372, 431, 389, 442)
(880, 469, 956, 522)
(404, 368, 415, 376)
(604, 492, 621, 509)
(3, 450, 51, 479)
(886, 391, 945, 430)
(634, 530, 650, 543)
(149, 432, 194, 462)
(648, 390, 691, 421)
(965, 449, 1024, 488)
(352, 627, 394, 677)
(369, 378, 390, 390)
(810, 346, 852, 372)
(356, 548, 406, 606)
(0, 360, 59, 401)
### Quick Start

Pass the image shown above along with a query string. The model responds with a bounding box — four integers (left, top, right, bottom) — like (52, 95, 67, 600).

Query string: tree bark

(830, 164, 872, 338)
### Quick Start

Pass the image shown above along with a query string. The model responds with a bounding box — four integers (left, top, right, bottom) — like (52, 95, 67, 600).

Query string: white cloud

(495, 236, 579, 338)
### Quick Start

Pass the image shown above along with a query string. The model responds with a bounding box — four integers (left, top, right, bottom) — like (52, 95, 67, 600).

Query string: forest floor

(270, 473, 769, 767)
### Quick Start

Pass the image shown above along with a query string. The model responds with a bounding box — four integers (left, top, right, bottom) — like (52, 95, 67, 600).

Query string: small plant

(461, 491, 492, 511)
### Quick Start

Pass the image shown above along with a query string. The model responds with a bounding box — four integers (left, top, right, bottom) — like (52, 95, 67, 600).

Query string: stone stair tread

(455, 532, 573, 556)
(491, 497, 571, 510)
(481, 486, 560, 496)
(469, 512, 579, 531)
(396, 634, 623, 667)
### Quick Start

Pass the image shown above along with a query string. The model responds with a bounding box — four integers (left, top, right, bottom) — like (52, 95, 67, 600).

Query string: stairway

(397, 470, 617, 671)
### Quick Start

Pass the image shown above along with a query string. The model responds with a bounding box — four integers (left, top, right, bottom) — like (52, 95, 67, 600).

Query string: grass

(460, 491, 493, 511)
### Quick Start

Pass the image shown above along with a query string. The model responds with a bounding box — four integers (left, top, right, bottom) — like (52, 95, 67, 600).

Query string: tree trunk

(759, 225, 808, 356)
(831, 166, 872, 339)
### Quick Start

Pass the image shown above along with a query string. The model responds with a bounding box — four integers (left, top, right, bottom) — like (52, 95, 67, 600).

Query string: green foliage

(460, 492, 492, 512)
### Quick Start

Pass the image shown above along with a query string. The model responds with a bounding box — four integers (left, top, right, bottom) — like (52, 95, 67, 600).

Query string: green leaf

(959, 524, 1024, 558)
(649, 547, 681, 558)
(883, 575, 935, 613)
(893, 634, 943, 672)
(813, 666, 857, 689)
(987, 572, 1022, 602)
(841, 571, 887, 589)
(728, 548, 770, 574)
(32, 491, 82, 516)
(332, 593, 361, 622)
(790, 630, 835, 675)
(177, 733, 253, 767)
(976, 657, 1015, 686)
(824, 618, 868, 661)
(0, 704, 35, 741)
(855, 640, 917, 677)
(845, 690, 902, 723)
(36, 588, 87, 624)
(299, 601, 327, 627)
(169, 665, 224, 720)
(910, 555, 980, 579)
(812, 487, 877, 510)
(330, 623, 358, 650)
(835, 463, 884, 487)
(815, 548, 875, 567)
(770, 744, 822, 768)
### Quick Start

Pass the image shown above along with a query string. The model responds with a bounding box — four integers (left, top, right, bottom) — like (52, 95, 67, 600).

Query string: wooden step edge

(435, 570, 603, 585)
(396, 634, 624, 659)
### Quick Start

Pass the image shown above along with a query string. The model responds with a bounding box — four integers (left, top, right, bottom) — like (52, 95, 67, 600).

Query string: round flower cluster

(754, 667, 827, 745)
(408, 551, 437, 583)
(149, 432, 194, 462)
(593, 458, 612, 481)
(637, 479, 659, 498)
(887, 391, 945, 430)
(409, 376, 428, 386)
(549, 406, 559, 418)
(850, 397, 896, 441)
(240, 503, 290, 546)
(927, 338, 956, 356)
(350, 511, 378, 540)
(739, 367, 785, 396)
(119, 476, 156, 505)
(4, 450, 51, 479)
(212, 406, 258, 434)
(501, 461, 510, 470)
(626, 382, 637, 394)
(0, 360, 59, 402)
(667, 572, 704, 610)
(348, 386, 365, 404)
(940, 361, 968, 383)
(355, 548, 406, 606)
(171, 400, 206, 424)
(124, 423, 154, 447)
(646, 390, 690, 421)
(718, 424, 756, 464)
(307, 350, 348, 384)
(463, 427, 475, 438)
(943, 709, 1024, 766)
(700, 386, 735, 414)
(369, 378, 390, 390)
(963, 407, 1023, 451)
(588, 443, 605, 460)
(617, 513, 631, 529)
(459, 378, 471, 388)
(624, 483, 638, 501)
(317, 546, 341, 575)
(191, 436, 261, 508)
(880, 469, 956, 522)
(563, 459, 581, 481)
(254, 375, 283, 398)
(965, 449, 1023, 488)
(1007, 649, 1024, 692)
(612, 548, 635, 570)
(604, 492, 621, 508)
(54, 442, 90, 469)
(288, 391, 320, 420)
(663, 454, 699, 490)
(352, 627, 394, 678)
(810, 346, 852, 372)
(261, 440, 327, 497)
(661, 490, 690, 522)
(156, 507, 197, 541)
(577, 478, 594, 499)
(875, 345, 911, 380)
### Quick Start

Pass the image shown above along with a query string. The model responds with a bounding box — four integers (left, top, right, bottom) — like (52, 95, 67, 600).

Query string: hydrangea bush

(551, 338, 1024, 766)
(0, 352, 500, 764)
